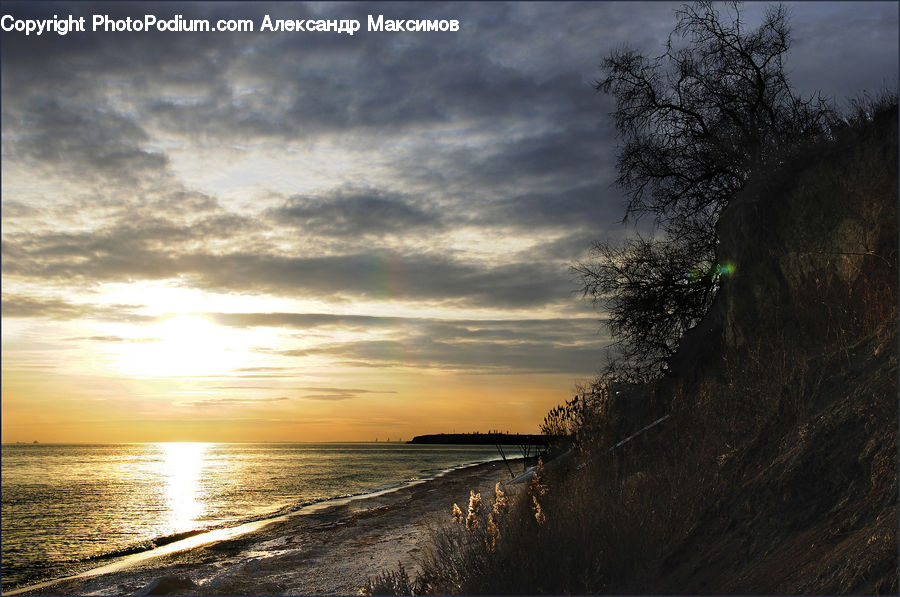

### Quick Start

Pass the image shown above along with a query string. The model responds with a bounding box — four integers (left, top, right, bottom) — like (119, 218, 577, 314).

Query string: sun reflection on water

(160, 442, 208, 533)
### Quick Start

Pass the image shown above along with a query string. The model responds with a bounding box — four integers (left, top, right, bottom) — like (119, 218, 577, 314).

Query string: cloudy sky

(1, 1, 896, 442)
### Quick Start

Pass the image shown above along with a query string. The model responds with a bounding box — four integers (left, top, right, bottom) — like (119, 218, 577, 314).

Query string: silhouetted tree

(599, 1, 830, 234)
(575, 234, 723, 382)
(580, 1, 832, 381)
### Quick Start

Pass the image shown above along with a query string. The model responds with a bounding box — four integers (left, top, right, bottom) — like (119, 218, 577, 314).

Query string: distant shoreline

(408, 432, 551, 445)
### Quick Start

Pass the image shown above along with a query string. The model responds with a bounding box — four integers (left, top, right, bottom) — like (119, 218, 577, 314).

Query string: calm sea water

(0, 442, 501, 591)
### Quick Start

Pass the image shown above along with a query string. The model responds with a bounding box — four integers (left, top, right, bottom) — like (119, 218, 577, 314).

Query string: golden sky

(2, 1, 896, 442)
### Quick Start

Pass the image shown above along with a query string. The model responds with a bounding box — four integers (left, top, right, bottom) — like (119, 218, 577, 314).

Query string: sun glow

(113, 315, 246, 378)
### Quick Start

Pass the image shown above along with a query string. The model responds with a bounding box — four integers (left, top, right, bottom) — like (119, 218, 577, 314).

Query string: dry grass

(360, 563, 416, 596)
(367, 322, 896, 594)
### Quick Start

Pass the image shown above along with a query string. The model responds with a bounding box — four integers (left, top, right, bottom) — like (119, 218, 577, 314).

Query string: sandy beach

(8, 459, 522, 596)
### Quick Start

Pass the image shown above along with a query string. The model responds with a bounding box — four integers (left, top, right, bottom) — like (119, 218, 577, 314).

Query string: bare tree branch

(580, 2, 833, 382)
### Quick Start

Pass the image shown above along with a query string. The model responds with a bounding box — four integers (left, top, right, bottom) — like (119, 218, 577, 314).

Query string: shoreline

(5, 457, 501, 592)
(5, 458, 523, 596)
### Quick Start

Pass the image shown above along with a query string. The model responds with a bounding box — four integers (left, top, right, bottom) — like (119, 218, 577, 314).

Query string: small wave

(68, 529, 209, 564)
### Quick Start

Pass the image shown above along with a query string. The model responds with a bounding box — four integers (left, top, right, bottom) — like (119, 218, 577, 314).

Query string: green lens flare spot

(716, 262, 736, 276)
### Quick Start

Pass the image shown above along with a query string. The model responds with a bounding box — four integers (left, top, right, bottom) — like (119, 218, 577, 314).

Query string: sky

(1, 1, 897, 443)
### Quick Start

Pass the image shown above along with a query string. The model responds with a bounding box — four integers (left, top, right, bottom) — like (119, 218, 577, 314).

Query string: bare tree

(581, 2, 832, 381)
(576, 234, 722, 382)
(599, 1, 830, 233)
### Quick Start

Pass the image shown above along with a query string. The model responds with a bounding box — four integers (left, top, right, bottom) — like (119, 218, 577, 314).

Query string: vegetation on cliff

(366, 3, 898, 594)
(575, 1, 831, 383)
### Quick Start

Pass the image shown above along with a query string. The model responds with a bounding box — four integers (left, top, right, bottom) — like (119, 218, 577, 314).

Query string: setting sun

(112, 316, 247, 378)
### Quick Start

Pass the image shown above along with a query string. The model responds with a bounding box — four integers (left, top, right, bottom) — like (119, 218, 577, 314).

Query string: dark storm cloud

(2, 1, 892, 149)
(4, 212, 258, 258)
(193, 386, 395, 402)
(0, 2, 633, 298)
(225, 311, 610, 375)
(186, 251, 575, 307)
(0, 294, 153, 322)
(1, 2, 896, 325)
(174, 396, 291, 407)
(299, 387, 397, 401)
(2, 97, 167, 184)
(0, 0, 656, 280)
(0, 2, 623, 185)
(145, 191, 222, 218)
(300, 387, 396, 395)
(3, 218, 578, 306)
(209, 311, 405, 329)
(0, 201, 41, 219)
(209, 311, 605, 343)
(3, 3, 599, 143)
(280, 336, 606, 375)
(208, 310, 609, 375)
(1, 211, 268, 299)
(66, 335, 160, 343)
(479, 183, 622, 231)
(268, 188, 442, 236)
(526, 230, 610, 262)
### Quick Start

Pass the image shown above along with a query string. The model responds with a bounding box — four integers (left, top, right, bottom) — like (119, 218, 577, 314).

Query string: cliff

(650, 100, 898, 593)
(402, 101, 898, 596)
(368, 101, 898, 596)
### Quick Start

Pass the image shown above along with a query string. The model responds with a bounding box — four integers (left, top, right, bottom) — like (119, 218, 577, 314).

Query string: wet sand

(8, 459, 523, 596)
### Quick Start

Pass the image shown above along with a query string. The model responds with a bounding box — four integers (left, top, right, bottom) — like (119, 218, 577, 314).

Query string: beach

(8, 459, 521, 596)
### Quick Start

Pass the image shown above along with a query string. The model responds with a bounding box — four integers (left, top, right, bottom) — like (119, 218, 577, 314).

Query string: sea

(0, 442, 502, 591)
